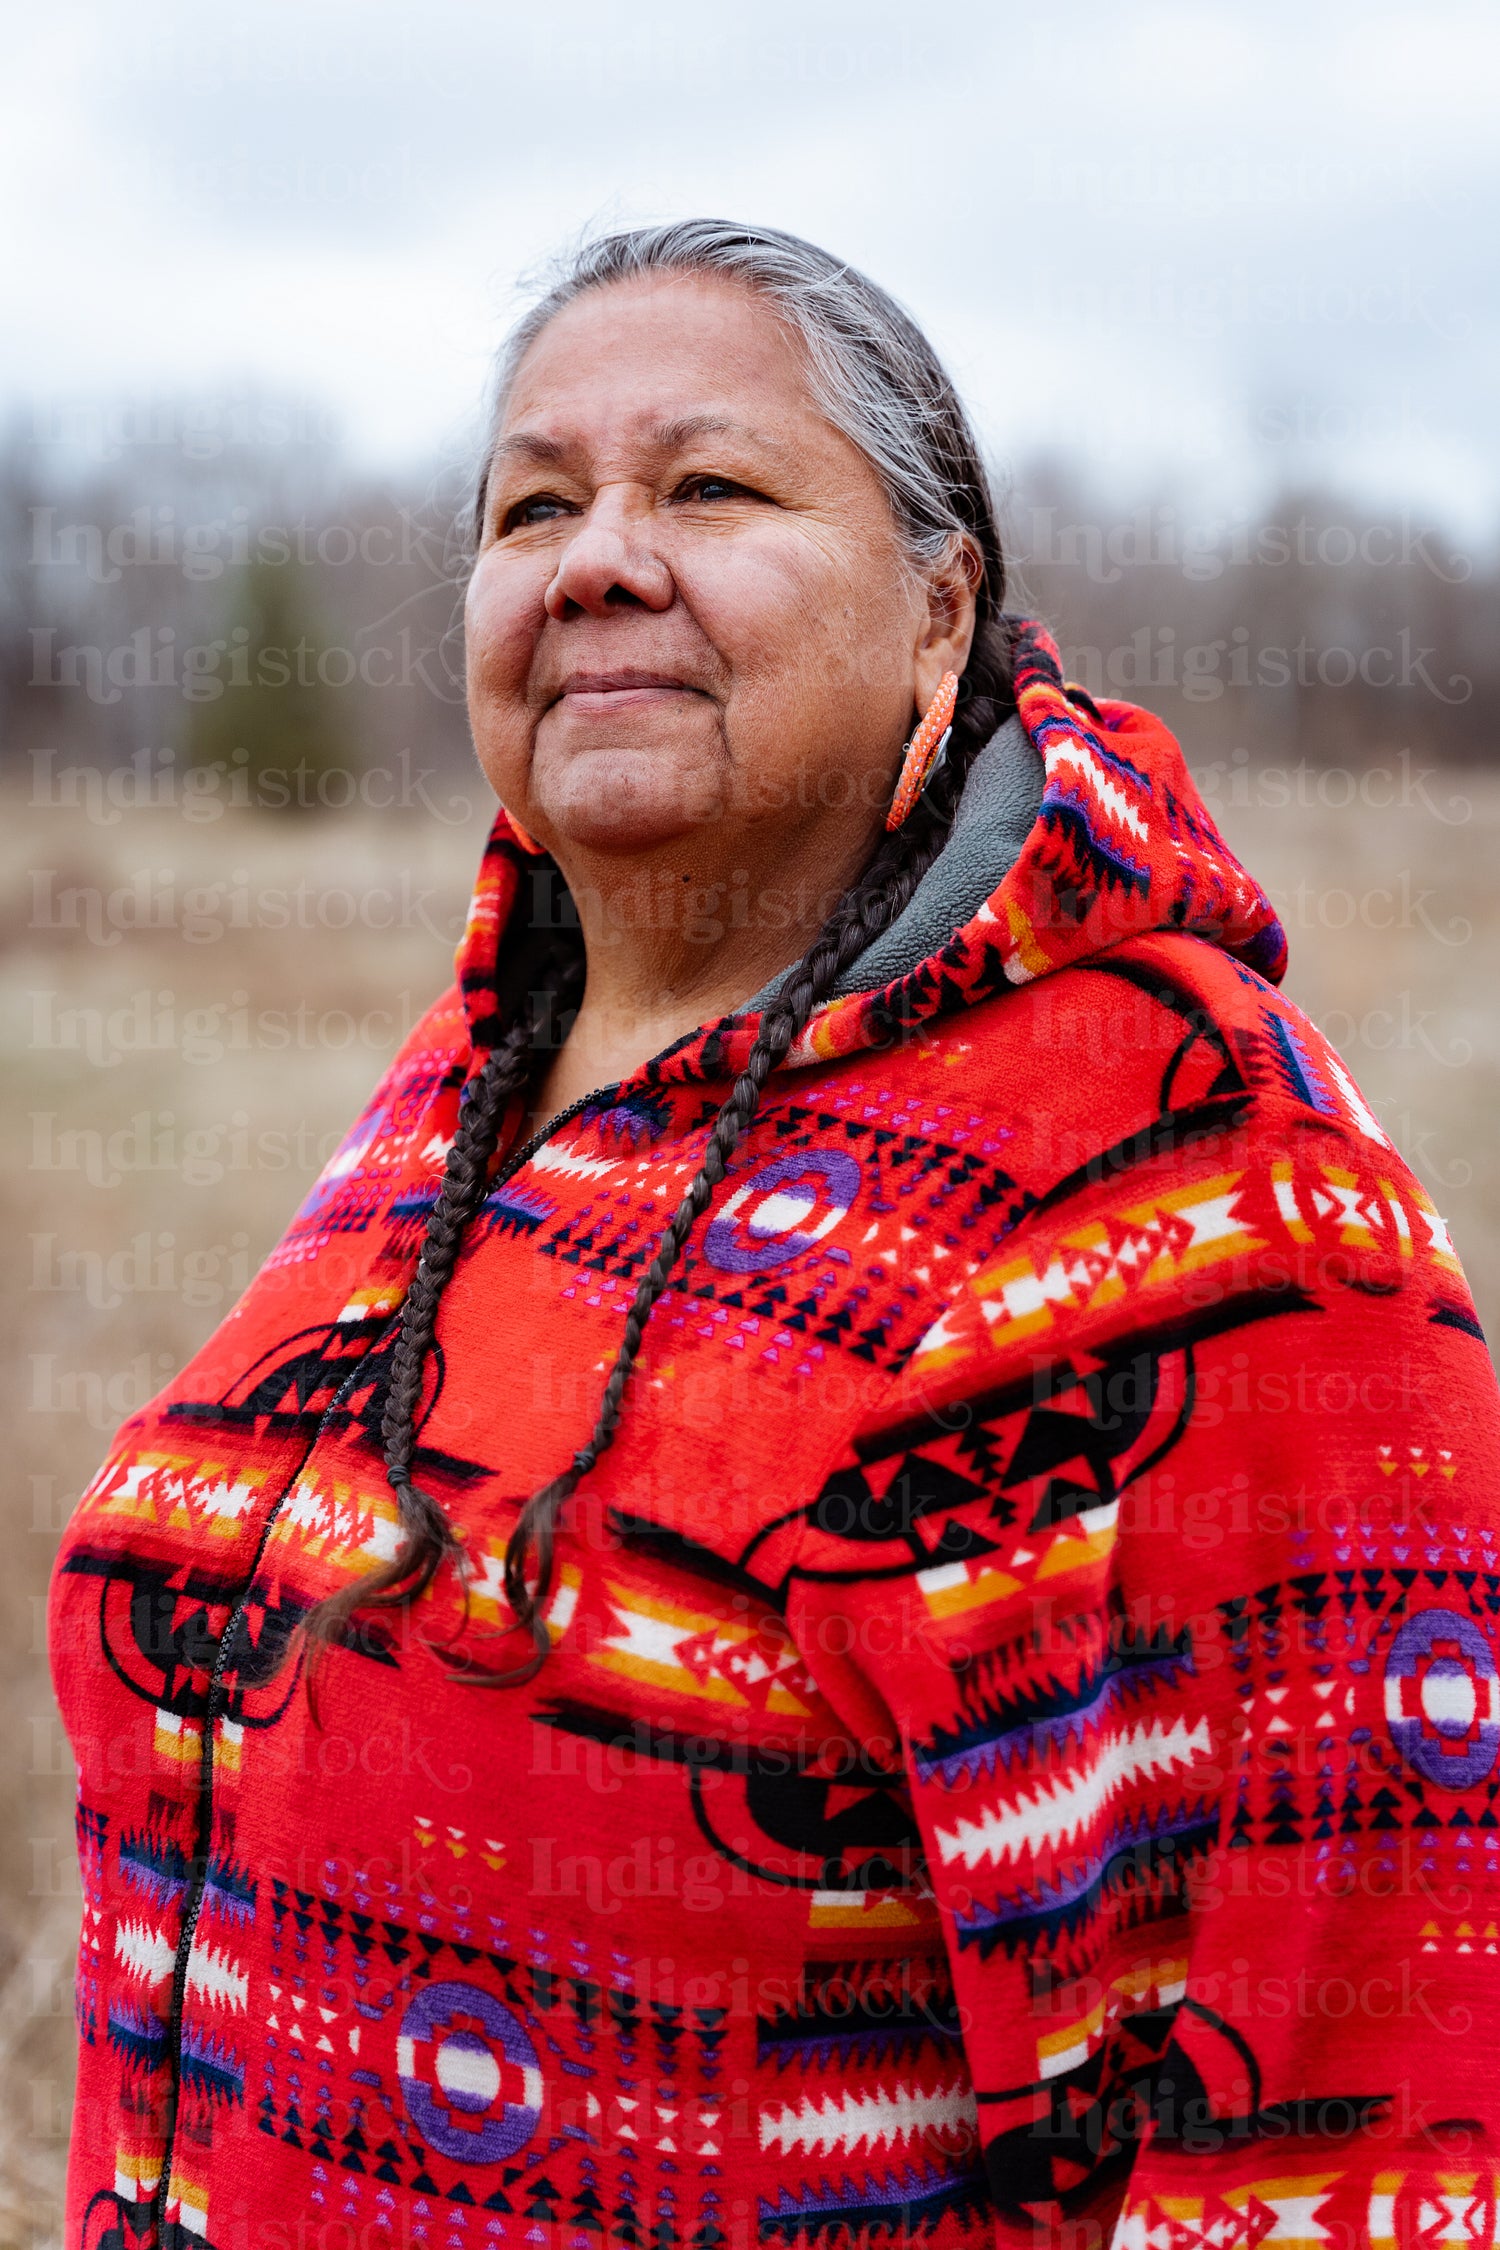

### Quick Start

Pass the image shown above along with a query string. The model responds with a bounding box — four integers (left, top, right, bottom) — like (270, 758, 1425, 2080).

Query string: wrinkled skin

(463, 270, 977, 1114)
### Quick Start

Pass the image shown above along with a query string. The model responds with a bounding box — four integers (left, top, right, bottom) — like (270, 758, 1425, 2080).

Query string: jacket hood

(454, 619, 1288, 1087)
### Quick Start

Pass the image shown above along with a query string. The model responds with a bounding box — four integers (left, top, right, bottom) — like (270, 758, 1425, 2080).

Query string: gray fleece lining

(744, 712, 1044, 1009)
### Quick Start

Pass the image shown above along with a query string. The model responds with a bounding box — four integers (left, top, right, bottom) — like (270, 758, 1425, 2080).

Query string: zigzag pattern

(911, 1634, 1194, 1787)
(479, 1179, 558, 1237)
(200, 1854, 257, 1928)
(1044, 746, 1153, 844)
(113, 1916, 174, 1987)
(186, 1940, 248, 2011)
(1032, 804, 1153, 918)
(759, 2081, 978, 2158)
(758, 2158, 991, 2242)
(932, 1714, 1213, 1871)
(180, 2019, 244, 2105)
(119, 1830, 188, 1909)
(952, 1802, 1221, 1960)
(1263, 1010, 1339, 1117)
(758, 1989, 963, 2073)
(106, 1995, 167, 2073)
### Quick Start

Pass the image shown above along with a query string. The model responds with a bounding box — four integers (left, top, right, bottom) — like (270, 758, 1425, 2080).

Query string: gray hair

(475, 218, 1007, 632)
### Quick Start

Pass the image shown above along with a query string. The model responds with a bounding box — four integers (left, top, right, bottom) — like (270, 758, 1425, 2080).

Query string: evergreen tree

(187, 556, 351, 810)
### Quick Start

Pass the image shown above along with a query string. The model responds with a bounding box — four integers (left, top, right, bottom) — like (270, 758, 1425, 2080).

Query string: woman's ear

(913, 535, 982, 714)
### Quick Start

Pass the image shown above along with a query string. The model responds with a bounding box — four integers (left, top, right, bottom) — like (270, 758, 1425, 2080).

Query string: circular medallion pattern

(704, 1149, 861, 1275)
(1384, 1606, 1500, 1790)
(396, 1979, 543, 2162)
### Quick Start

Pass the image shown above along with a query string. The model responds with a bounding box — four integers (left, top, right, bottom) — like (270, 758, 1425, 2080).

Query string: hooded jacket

(50, 623, 1500, 2250)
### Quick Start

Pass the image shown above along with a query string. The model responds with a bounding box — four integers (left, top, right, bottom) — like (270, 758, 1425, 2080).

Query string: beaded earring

(885, 670, 960, 832)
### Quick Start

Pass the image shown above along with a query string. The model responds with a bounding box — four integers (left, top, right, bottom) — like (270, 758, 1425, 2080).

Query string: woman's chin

(534, 748, 727, 855)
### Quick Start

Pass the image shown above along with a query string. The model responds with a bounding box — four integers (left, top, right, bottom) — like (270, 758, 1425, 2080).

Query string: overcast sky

(7, 0, 1498, 535)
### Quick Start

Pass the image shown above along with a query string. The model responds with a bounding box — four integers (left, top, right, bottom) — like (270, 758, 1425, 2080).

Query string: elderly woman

(52, 223, 1500, 2250)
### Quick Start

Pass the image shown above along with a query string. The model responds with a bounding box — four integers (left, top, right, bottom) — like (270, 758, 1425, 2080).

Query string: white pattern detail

(1178, 1190, 1245, 1249)
(1326, 1054, 1391, 1147)
(601, 1601, 691, 1669)
(934, 1715, 1212, 1869)
(284, 1481, 327, 1532)
(114, 1919, 174, 1985)
(197, 1479, 255, 1521)
(187, 1941, 249, 2011)
(1257, 2188, 1334, 2242)
(530, 1142, 619, 1181)
(758, 2081, 978, 2156)
(1048, 745, 1149, 839)
(746, 1191, 818, 1235)
(913, 1306, 962, 1360)
(361, 1512, 403, 1563)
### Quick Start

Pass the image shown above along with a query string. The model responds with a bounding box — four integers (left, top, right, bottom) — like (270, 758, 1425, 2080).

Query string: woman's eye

(676, 474, 755, 504)
(499, 493, 574, 534)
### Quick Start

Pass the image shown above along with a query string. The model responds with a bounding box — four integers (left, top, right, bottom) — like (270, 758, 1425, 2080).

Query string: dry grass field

(2, 763, 1496, 2242)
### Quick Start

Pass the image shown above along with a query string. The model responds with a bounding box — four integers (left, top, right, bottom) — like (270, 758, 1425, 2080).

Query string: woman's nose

(543, 489, 675, 620)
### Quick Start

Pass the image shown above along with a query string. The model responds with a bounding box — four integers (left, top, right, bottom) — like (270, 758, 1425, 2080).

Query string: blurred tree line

(0, 400, 476, 802)
(1010, 457, 1494, 771)
(1, 398, 1495, 799)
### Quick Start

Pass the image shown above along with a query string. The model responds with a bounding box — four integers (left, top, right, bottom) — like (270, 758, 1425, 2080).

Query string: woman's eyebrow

(491, 413, 787, 471)
(490, 430, 570, 468)
(651, 412, 783, 457)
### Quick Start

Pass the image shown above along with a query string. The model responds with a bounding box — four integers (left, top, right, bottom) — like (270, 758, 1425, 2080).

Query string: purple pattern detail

(1385, 1606, 1500, 1790)
(397, 1978, 542, 2164)
(704, 1150, 862, 1275)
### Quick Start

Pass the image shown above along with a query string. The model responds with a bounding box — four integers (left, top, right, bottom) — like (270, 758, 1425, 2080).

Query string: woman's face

(464, 272, 975, 860)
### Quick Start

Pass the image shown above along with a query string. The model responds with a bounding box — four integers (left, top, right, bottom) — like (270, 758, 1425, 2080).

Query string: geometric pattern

(48, 618, 1500, 2247)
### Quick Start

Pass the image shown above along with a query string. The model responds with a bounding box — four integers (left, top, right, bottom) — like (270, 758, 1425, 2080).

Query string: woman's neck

(526, 822, 871, 1131)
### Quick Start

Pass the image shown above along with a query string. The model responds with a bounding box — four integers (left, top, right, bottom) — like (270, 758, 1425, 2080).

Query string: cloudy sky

(7, 0, 1498, 533)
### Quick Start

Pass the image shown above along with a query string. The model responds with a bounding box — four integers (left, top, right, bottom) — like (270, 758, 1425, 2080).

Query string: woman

(51, 222, 1500, 2250)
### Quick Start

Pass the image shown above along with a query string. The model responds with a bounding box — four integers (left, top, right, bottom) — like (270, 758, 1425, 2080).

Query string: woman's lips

(553, 672, 702, 714)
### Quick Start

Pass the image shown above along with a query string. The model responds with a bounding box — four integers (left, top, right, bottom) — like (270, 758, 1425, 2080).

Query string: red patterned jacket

(51, 626, 1500, 2250)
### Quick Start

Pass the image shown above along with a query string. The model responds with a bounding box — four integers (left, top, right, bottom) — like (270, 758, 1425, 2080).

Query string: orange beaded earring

(885, 670, 960, 832)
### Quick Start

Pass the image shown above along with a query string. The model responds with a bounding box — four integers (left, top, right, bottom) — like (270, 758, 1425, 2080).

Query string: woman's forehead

(500, 273, 821, 441)
(489, 407, 797, 482)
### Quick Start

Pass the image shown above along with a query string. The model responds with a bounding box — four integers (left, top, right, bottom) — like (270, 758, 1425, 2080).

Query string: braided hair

(305, 221, 1019, 1688)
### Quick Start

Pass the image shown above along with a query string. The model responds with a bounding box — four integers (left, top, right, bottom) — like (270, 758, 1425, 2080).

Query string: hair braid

(484, 777, 968, 1687)
(303, 691, 1010, 1695)
(303, 956, 582, 1669)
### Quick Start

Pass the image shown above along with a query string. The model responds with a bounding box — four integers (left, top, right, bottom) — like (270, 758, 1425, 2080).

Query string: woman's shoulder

(893, 923, 1489, 1404)
(362, 976, 473, 1107)
(53, 977, 478, 1508)
(959, 924, 1397, 1172)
